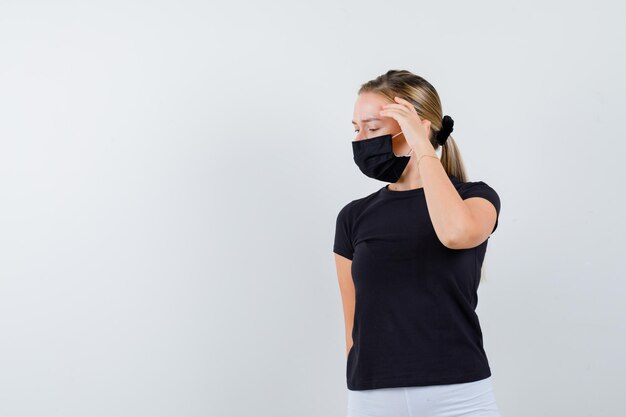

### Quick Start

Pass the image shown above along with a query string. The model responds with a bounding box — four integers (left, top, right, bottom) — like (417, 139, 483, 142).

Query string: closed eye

(354, 128, 379, 133)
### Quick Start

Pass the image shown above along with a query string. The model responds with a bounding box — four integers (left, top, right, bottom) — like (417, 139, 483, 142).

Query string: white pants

(347, 376, 502, 417)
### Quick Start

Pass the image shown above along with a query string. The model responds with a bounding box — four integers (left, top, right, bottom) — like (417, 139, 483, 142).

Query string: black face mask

(352, 132, 412, 183)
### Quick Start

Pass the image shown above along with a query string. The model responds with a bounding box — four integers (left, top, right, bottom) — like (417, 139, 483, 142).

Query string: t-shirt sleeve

(460, 181, 501, 234)
(333, 203, 354, 260)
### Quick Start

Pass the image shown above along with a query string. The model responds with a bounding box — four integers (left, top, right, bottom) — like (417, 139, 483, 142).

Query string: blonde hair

(358, 69, 492, 283)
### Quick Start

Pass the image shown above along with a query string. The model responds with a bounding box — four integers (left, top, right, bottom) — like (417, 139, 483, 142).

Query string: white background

(1, 1, 624, 416)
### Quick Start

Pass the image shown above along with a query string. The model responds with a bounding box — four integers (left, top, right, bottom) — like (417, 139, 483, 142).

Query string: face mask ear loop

(391, 131, 412, 157)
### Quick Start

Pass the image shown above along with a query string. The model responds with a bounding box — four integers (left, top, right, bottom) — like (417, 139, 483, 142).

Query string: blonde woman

(334, 70, 502, 417)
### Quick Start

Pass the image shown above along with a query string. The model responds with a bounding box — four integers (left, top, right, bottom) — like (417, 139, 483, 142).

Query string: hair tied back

(436, 115, 454, 146)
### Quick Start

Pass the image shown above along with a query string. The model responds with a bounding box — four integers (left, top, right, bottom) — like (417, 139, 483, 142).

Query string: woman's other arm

(334, 254, 355, 358)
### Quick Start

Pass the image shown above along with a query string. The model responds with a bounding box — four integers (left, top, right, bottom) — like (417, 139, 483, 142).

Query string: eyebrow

(351, 117, 381, 125)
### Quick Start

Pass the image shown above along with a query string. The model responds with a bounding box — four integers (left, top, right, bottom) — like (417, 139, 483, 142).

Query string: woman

(333, 70, 503, 417)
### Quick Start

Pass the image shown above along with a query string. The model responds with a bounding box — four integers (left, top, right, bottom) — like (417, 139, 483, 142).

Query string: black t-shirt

(333, 174, 501, 391)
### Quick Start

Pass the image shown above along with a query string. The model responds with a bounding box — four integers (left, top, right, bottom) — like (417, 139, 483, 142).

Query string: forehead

(352, 92, 389, 124)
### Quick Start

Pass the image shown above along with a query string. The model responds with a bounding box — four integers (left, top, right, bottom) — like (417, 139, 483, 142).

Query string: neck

(389, 154, 424, 191)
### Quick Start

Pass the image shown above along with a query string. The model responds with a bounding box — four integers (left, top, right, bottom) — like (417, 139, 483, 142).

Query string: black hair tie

(436, 115, 454, 146)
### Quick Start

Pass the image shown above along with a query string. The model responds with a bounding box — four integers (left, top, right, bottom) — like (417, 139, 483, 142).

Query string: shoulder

(450, 174, 496, 192)
(336, 189, 381, 221)
(452, 176, 501, 212)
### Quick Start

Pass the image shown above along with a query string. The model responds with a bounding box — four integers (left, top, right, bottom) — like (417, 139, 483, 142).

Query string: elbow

(441, 235, 459, 249)
(441, 224, 471, 250)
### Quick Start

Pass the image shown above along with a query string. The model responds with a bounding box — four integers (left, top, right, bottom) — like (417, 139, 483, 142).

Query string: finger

(379, 108, 405, 119)
(384, 104, 416, 121)
(394, 97, 419, 115)
(394, 96, 414, 108)
(383, 100, 411, 110)
(383, 107, 420, 125)
(379, 109, 394, 120)
(380, 106, 408, 116)
(382, 103, 407, 111)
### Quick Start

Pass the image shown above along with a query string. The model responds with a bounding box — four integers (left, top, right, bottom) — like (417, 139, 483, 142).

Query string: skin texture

(337, 92, 498, 356)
